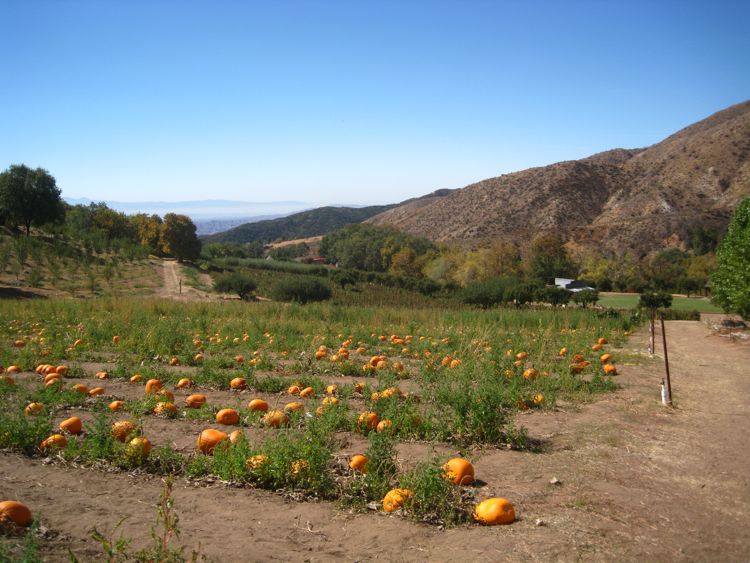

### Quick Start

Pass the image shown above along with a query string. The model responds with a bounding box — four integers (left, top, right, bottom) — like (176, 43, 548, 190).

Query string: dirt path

(156, 259, 214, 301)
(1, 318, 748, 561)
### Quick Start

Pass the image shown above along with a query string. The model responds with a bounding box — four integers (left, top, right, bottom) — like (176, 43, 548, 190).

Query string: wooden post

(179, 279, 182, 294)
(649, 309, 655, 355)
(660, 316, 672, 406)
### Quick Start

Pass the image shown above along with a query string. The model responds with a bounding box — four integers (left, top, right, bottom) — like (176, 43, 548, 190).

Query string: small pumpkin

(88, 387, 105, 397)
(284, 401, 304, 413)
(55, 365, 69, 376)
(599, 353, 612, 363)
(216, 408, 240, 425)
(111, 420, 136, 442)
(43, 372, 60, 384)
(185, 394, 207, 408)
(287, 385, 301, 395)
(154, 401, 177, 415)
(169, 357, 180, 366)
(112, 335, 120, 344)
(603, 363, 617, 375)
(473, 498, 515, 525)
(176, 378, 192, 389)
(109, 400, 125, 412)
(197, 429, 229, 454)
(522, 368, 538, 380)
(60, 416, 82, 435)
(382, 488, 414, 512)
(40, 434, 67, 451)
(349, 454, 368, 473)
(325, 384, 338, 395)
(245, 454, 269, 470)
(597, 337, 607, 345)
(229, 430, 245, 444)
(6, 365, 21, 374)
(376, 419, 393, 433)
(130, 374, 144, 383)
(72, 383, 89, 395)
(248, 398, 269, 412)
(299, 386, 315, 398)
(95, 371, 109, 380)
(0, 501, 33, 527)
(263, 410, 289, 428)
(144, 379, 162, 394)
(358, 411, 379, 432)
(230, 377, 247, 390)
(442, 457, 475, 485)
(127, 437, 151, 459)
(24, 402, 44, 416)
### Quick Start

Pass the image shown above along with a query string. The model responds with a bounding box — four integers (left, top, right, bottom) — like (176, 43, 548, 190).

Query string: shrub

(213, 272, 257, 300)
(572, 288, 599, 308)
(536, 286, 572, 307)
(271, 277, 332, 304)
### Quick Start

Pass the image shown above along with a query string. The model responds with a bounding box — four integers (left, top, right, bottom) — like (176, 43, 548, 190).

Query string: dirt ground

(1, 315, 749, 561)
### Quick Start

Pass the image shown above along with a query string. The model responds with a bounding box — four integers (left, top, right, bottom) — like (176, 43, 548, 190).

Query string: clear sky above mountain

(1, 0, 748, 205)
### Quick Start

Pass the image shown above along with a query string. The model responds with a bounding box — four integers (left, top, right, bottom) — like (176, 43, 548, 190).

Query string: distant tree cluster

(0, 164, 202, 262)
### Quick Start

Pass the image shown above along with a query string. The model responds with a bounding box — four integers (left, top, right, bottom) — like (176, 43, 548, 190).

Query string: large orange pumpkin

(230, 377, 247, 390)
(263, 410, 289, 428)
(40, 434, 67, 451)
(299, 387, 315, 398)
(442, 457, 475, 485)
(349, 454, 368, 473)
(111, 420, 136, 442)
(357, 411, 379, 432)
(248, 399, 269, 412)
(144, 379, 162, 394)
(216, 408, 240, 425)
(283, 402, 304, 413)
(60, 416, 82, 435)
(474, 498, 515, 525)
(197, 429, 229, 454)
(382, 488, 414, 512)
(185, 394, 207, 408)
(0, 501, 33, 527)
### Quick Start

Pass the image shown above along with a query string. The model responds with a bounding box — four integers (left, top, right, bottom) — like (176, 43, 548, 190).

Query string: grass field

(598, 292, 721, 313)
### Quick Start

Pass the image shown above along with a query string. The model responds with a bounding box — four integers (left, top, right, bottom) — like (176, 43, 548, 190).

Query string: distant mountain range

(369, 100, 750, 256)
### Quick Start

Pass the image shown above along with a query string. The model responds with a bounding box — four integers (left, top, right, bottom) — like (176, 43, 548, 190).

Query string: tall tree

(527, 233, 576, 282)
(160, 213, 201, 262)
(711, 198, 750, 319)
(0, 164, 65, 235)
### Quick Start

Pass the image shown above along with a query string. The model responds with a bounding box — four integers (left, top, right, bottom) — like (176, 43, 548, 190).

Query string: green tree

(572, 288, 599, 308)
(527, 233, 576, 282)
(0, 164, 65, 235)
(213, 272, 257, 300)
(712, 198, 750, 319)
(160, 214, 201, 262)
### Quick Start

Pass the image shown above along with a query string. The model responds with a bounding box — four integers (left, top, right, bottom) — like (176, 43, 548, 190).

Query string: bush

(572, 288, 599, 308)
(213, 272, 257, 300)
(272, 278, 332, 304)
(536, 286, 572, 307)
(638, 291, 673, 311)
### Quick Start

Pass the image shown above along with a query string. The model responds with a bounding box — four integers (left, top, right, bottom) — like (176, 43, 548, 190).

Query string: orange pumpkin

(197, 429, 229, 454)
(522, 368, 538, 380)
(144, 379, 162, 394)
(443, 458, 475, 485)
(176, 378, 192, 389)
(109, 400, 125, 412)
(474, 498, 515, 525)
(599, 353, 612, 363)
(72, 383, 89, 395)
(325, 384, 338, 395)
(283, 401, 304, 413)
(349, 454, 368, 473)
(357, 411, 379, 432)
(112, 335, 120, 344)
(597, 337, 607, 345)
(169, 357, 180, 366)
(230, 377, 247, 390)
(287, 385, 301, 395)
(111, 420, 136, 442)
(245, 454, 269, 470)
(263, 410, 289, 428)
(55, 365, 69, 376)
(127, 437, 151, 459)
(248, 399, 269, 412)
(45, 378, 62, 389)
(0, 501, 33, 527)
(60, 416, 82, 435)
(216, 408, 240, 425)
(24, 403, 44, 416)
(95, 371, 109, 380)
(603, 363, 617, 375)
(40, 434, 67, 451)
(88, 387, 105, 397)
(154, 401, 177, 415)
(130, 374, 144, 383)
(43, 372, 60, 384)
(299, 387, 315, 398)
(185, 394, 207, 408)
(376, 420, 393, 433)
(382, 488, 414, 512)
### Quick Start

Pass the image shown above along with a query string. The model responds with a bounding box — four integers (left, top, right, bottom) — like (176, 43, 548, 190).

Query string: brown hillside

(369, 101, 750, 255)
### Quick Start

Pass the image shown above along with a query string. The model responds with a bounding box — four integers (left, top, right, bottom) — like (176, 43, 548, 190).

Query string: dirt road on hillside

(1, 318, 748, 561)
(156, 259, 214, 300)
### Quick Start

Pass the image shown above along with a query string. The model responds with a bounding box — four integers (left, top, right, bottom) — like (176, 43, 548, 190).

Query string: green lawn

(597, 293, 722, 313)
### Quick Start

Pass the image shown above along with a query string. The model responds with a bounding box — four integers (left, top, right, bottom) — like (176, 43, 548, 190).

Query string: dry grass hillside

(369, 101, 750, 255)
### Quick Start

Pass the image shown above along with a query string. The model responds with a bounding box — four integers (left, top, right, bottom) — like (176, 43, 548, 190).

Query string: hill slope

(369, 101, 750, 256)
(201, 205, 396, 244)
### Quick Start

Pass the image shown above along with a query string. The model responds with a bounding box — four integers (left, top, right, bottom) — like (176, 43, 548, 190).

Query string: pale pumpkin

(284, 401, 304, 413)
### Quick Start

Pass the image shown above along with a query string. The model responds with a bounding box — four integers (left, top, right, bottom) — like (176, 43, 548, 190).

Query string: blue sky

(1, 0, 748, 205)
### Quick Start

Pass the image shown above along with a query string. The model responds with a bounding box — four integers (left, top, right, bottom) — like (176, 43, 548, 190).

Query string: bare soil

(1, 317, 749, 561)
